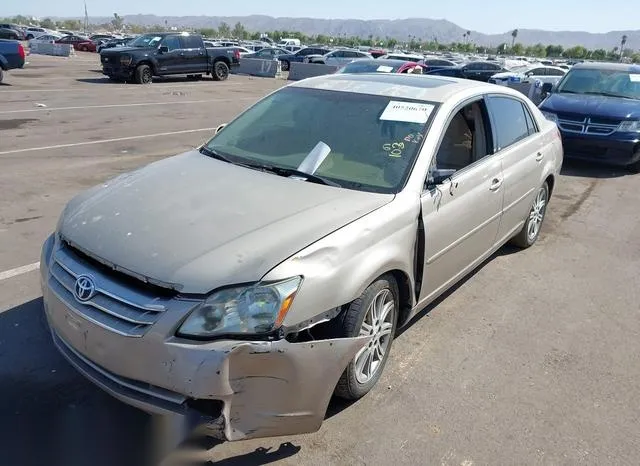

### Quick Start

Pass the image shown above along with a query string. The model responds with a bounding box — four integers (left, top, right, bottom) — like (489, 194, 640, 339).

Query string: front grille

(557, 115, 620, 136)
(48, 243, 183, 337)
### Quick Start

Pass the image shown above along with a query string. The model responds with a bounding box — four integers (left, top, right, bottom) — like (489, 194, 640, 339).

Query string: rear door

(486, 95, 546, 243)
(180, 35, 207, 73)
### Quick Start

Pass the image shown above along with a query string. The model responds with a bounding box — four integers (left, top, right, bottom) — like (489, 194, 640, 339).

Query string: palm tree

(466, 30, 471, 43)
(462, 32, 467, 43)
(511, 29, 518, 49)
(620, 34, 628, 60)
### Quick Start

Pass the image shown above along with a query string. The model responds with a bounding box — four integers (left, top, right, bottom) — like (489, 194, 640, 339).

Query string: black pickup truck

(0, 39, 26, 83)
(100, 32, 240, 84)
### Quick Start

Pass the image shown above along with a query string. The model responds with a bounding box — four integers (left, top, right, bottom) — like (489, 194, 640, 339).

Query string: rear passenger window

(523, 106, 537, 136)
(489, 96, 531, 150)
(181, 35, 202, 49)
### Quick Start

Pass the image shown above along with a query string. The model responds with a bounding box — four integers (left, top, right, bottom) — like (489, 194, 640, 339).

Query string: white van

(277, 38, 301, 48)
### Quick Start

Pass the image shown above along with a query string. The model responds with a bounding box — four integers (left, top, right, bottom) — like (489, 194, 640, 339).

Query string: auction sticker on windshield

(629, 74, 640, 82)
(377, 65, 394, 73)
(380, 101, 434, 124)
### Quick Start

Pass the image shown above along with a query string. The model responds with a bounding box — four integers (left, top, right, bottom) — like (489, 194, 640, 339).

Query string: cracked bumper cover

(42, 277, 368, 441)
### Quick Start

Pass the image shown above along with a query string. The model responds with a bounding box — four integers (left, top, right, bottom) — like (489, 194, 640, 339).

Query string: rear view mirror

(215, 124, 226, 134)
(158, 45, 168, 53)
(427, 168, 456, 188)
(541, 82, 554, 94)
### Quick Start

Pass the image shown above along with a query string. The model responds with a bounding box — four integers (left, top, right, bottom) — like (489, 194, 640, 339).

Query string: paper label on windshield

(380, 101, 434, 124)
(377, 65, 393, 73)
(629, 74, 640, 82)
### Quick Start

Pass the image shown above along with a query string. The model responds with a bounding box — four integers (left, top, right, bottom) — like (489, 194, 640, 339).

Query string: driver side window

(162, 35, 181, 51)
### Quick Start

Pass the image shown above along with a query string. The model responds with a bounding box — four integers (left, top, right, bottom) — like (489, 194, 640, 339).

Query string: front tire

(0, 68, 4, 84)
(511, 181, 549, 248)
(212, 61, 229, 81)
(134, 64, 152, 84)
(630, 159, 640, 174)
(334, 275, 399, 400)
(281, 60, 290, 71)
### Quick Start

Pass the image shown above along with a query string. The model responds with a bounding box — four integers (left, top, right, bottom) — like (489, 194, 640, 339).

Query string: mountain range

(62, 14, 638, 50)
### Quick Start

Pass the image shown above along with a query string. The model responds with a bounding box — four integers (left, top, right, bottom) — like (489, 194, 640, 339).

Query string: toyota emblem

(74, 275, 96, 302)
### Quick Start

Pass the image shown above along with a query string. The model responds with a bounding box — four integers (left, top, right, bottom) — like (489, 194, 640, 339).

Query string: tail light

(234, 49, 240, 60)
(18, 43, 25, 60)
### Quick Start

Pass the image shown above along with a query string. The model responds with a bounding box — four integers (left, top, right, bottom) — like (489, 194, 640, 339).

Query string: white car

(29, 33, 62, 46)
(489, 64, 566, 85)
(380, 52, 424, 63)
(307, 49, 372, 66)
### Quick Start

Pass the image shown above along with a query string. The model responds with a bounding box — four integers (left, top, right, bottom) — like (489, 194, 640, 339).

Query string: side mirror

(158, 45, 168, 53)
(426, 168, 456, 188)
(215, 123, 226, 134)
(541, 82, 554, 94)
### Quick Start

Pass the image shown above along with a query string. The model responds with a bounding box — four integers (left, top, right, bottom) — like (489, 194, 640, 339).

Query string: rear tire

(281, 60, 290, 71)
(630, 160, 640, 174)
(334, 275, 399, 400)
(510, 181, 549, 248)
(0, 68, 4, 84)
(212, 61, 229, 81)
(134, 64, 152, 84)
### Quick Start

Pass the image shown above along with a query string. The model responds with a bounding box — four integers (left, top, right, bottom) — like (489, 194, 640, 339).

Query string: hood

(59, 151, 393, 294)
(541, 92, 640, 120)
(100, 46, 151, 55)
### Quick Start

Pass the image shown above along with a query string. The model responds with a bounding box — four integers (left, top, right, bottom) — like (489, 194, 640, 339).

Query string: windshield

(128, 34, 164, 48)
(203, 87, 437, 193)
(557, 68, 640, 100)
(509, 65, 532, 73)
(339, 61, 402, 74)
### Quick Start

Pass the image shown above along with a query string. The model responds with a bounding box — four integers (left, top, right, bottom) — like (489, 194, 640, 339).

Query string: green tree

(591, 49, 607, 60)
(111, 13, 123, 31)
(217, 21, 231, 37)
(40, 18, 56, 29)
(564, 45, 588, 59)
(545, 44, 564, 57)
(198, 28, 217, 38)
(511, 42, 525, 55)
(387, 38, 398, 49)
(59, 19, 82, 31)
(511, 29, 518, 48)
(232, 22, 247, 39)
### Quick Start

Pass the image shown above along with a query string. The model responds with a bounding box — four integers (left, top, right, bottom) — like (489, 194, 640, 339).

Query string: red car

(55, 35, 97, 52)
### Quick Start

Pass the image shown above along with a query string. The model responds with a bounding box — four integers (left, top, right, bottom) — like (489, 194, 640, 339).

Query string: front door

(418, 98, 504, 304)
(156, 35, 186, 75)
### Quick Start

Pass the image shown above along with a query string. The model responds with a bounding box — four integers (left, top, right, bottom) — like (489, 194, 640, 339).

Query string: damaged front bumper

(41, 240, 368, 441)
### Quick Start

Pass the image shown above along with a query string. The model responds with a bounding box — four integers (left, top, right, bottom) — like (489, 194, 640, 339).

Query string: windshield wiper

(199, 146, 234, 163)
(242, 161, 342, 187)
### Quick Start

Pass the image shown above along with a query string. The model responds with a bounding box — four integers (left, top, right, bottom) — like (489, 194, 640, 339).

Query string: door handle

(489, 178, 503, 191)
(536, 152, 544, 162)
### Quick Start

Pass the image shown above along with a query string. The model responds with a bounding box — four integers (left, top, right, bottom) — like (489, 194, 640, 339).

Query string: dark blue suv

(539, 62, 640, 172)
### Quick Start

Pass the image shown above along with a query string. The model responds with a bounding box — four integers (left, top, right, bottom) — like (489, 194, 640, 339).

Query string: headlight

(120, 55, 132, 66)
(541, 111, 558, 123)
(617, 120, 640, 132)
(177, 277, 302, 338)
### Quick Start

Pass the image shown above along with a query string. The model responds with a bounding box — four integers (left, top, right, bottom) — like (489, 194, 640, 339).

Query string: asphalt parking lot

(1, 53, 639, 466)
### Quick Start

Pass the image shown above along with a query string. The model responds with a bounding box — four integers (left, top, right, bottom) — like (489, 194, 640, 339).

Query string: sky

(4, 0, 638, 34)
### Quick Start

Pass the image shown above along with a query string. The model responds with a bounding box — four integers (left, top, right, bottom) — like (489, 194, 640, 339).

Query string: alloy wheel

(354, 288, 395, 384)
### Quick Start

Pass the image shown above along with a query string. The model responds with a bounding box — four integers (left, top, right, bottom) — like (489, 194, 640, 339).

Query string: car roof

(572, 62, 640, 72)
(290, 73, 503, 103)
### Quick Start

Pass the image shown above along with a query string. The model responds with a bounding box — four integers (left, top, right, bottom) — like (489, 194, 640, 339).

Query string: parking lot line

(0, 262, 40, 282)
(0, 82, 251, 93)
(0, 98, 255, 114)
(0, 127, 217, 156)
